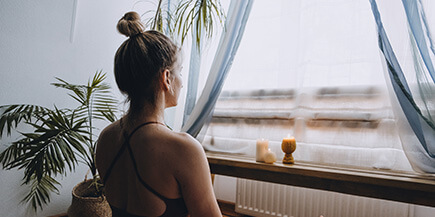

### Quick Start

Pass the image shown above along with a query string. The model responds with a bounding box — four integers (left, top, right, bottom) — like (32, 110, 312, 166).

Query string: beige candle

(256, 139, 269, 162)
(282, 136, 296, 164)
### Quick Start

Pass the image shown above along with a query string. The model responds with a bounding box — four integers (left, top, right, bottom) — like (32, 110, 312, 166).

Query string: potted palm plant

(0, 71, 118, 215)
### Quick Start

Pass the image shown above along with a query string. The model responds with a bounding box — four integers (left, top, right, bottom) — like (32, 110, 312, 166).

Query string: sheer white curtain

(201, 0, 414, 172)
(371, 0, 435, 173)
(180, 0, 254, 137)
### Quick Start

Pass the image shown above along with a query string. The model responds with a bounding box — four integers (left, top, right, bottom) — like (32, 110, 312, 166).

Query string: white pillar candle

(256, 139, 269, 162)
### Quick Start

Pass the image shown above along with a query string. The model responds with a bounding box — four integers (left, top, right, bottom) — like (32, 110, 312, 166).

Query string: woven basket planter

(67, 180, 112, 217)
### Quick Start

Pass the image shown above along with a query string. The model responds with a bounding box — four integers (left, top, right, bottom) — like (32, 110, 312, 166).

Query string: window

(199, 0, 413, 172)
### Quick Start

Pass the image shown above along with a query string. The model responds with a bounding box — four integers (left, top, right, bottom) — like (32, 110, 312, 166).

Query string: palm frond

(0, 104, 51, 137)
(140, 0, 175, 36)
(22, 174, 60, 212)
(152, 0, 163, 30)
(87, 71, 119, 123)
(176, 0, 221, 48)
(2, 109, 89, 184)
(175, 0, 196, 45)
(0, 137, 31, 169)
(51, 78, 87, 106)
(97, 108, 117, 123)
(51, 71, 118, 124)
(142, 0, 225, 49)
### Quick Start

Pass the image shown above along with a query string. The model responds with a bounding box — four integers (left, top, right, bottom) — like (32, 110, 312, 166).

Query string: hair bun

(117, 11, 144, 37)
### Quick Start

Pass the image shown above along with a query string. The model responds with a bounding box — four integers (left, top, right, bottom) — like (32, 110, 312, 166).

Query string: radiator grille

(235, 179, 412, 217)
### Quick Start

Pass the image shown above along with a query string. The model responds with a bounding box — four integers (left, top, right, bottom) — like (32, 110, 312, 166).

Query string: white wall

(0, 0, 146, 216)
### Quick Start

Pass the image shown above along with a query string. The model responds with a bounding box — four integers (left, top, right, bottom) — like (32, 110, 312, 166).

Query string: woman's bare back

(97, 120, 187, 216)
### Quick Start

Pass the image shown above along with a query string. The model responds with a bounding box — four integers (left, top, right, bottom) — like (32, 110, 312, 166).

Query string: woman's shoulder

(167, 131, 202, 151)
(97, 120, 122, 143)
(167, 132, 209, 176)
(162, 131, 206, 160)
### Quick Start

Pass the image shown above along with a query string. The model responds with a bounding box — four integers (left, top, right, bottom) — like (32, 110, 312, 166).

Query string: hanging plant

(141, 0, 226, 49)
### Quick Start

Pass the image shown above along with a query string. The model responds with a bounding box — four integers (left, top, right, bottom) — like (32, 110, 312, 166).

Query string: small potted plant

(0, 71, 118, 215)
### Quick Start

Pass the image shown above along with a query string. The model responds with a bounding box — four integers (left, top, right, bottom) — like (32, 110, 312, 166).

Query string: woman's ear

(162, 69, 171, 91)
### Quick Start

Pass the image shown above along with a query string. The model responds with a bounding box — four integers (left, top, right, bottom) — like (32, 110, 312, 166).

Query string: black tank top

(102, 121, 188, 217)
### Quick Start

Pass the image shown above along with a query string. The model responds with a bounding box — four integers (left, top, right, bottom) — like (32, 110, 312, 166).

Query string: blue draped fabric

(402, 0, 435, 82)
(182, 36, 201, 126)
(369, 0, 435, 173)
(181, 0, 254, 137)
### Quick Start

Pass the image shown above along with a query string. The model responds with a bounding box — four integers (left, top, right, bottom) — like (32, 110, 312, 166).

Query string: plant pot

(67, 180, 112, 217)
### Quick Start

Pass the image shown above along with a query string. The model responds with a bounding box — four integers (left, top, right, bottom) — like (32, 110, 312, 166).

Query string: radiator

(235, 179, 413, 217)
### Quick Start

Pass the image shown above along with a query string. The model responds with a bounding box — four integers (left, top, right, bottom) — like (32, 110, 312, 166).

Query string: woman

(96, 11, 222, 217)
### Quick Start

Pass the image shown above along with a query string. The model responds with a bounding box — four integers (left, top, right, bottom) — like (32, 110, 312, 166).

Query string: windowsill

(207, 152, 435, 207)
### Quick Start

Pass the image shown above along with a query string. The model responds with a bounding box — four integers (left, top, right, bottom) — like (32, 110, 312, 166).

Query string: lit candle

(282, 135, 296, 164)
(264, 149, 277, 164)
(256, 139, 269, 162)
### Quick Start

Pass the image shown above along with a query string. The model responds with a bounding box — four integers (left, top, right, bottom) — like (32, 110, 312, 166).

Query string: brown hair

(114, 11, 179, 106)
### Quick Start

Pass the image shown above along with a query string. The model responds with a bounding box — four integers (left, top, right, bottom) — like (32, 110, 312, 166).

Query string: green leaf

(21, 174, 60, 212)
(0, 104, 51, 137)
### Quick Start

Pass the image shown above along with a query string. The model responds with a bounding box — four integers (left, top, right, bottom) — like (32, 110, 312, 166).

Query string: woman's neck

(126, 100, 166, 125)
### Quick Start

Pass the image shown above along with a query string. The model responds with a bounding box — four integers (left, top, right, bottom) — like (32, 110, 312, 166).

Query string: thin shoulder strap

(102, 120, 163, 185)
(125, 137, 168, 200)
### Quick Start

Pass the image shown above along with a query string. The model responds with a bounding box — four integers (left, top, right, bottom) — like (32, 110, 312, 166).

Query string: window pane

(201, 0, 413, 172)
